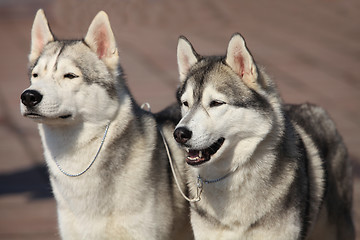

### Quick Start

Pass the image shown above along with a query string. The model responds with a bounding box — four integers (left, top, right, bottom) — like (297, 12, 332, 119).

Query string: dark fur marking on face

(177, 55, 272, 117)
(177, 56, 225, 106)
(53, 41, 81, 69)
(28, 58, 39, 80)
(53, 43, 66, 71)
(44, 40, 120, 100)
(191, 57, 224, 101)
(176, 80, 187, 104)
(72, 53, 119, 99)
(233, 89, 272, 112)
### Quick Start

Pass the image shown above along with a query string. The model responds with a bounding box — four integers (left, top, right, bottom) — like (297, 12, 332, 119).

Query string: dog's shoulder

(283, 103, 342, 146)
(284, 103, 330, 126)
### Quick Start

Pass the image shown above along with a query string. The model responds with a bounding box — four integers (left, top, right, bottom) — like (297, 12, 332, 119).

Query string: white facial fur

(22, 44, 120, 126)
(21, 10, 120, 126)
(176, 82, 272, 166)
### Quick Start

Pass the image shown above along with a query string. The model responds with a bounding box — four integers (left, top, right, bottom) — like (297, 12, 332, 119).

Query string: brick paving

(0, 0, 359, 239)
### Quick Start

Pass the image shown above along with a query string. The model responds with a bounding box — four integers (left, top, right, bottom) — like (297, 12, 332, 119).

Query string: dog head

(174, 34, 281, 167)
(20, 10, 122, 126)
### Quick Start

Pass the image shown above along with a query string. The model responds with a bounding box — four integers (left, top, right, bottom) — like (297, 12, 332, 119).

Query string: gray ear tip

(231, 32, 242, 37)
(178, 35, 191, 46)
(179, 35, 188, 41)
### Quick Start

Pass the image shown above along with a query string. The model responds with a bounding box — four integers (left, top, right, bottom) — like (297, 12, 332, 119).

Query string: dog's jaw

(185, 137, 225, 166)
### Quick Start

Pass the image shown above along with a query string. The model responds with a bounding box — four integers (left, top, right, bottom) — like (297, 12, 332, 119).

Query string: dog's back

(285, 103, 355, 240)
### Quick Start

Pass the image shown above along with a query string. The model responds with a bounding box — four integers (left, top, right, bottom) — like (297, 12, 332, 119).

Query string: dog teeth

(199, 151, 202, 158)
(187, 156, 198, 161)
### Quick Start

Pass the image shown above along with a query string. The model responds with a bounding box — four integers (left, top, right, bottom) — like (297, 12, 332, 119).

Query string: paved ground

(0, 0, 359, 239)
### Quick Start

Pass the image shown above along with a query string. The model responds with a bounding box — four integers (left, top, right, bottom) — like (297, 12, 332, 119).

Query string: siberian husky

(20, 9, 193, 240)
(173, 33, 354, 240)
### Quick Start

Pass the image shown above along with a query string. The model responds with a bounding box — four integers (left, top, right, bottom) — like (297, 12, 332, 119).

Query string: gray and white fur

(20, 9, 193, 240)
(174, 33, 354, 240)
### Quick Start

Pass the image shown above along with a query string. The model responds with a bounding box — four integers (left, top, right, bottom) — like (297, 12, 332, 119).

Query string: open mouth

(186, 138, 225, 166)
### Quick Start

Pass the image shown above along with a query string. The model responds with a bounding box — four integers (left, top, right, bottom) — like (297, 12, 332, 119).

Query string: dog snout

(21, 89, 43, 107)
(174, 127, 192, 144)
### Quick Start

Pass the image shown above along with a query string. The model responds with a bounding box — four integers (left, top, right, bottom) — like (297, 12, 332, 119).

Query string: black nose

(21, 90, 43, 107)
(174, 127, 192, 144)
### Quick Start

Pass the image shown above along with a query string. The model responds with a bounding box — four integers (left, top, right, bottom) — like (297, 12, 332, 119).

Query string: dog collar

(197, 165, 239, 186)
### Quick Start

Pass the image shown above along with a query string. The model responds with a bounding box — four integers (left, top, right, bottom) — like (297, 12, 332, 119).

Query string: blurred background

(0, 0, 359, 239)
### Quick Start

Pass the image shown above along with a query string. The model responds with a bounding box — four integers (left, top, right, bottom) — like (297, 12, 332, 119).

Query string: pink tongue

(188, 150, 200, 158)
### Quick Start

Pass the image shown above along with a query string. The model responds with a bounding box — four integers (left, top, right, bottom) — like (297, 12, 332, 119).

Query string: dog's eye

(182, 101, 189, 107)
(32, 73, 38, 78)
(210, 100, 226, 107)
(64, 73, 79, 79)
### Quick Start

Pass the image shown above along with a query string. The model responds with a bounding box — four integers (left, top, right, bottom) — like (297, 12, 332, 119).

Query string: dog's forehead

(41, 41, 62, 56)
(181, 60, 221, 100)
(35, 40, 117, 98)
(32, 41, 103, 76)
(33, 42, 62, 67)
(183, 60, 250, 102)
(33, 41, 81, 68)
(181, 80, 195, 100)
(209, 67, 252, 99)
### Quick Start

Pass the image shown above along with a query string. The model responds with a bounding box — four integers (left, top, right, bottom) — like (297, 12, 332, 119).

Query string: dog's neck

(38, 121, 109, 174)
(38, 93, 132, 160)
(40, 121, 107, 151)
(38, 95, 133, 178)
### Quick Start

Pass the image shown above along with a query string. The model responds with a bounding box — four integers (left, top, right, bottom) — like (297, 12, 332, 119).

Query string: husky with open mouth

(173, 34, 354, 239)
(20, 9, 193, 240)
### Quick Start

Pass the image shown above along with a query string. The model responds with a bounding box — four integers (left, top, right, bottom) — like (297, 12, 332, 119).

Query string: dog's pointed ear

(225, 33, 258, 89)
(177, 36, 199, 83)
(85, 11, 119, 69)
(29, 9, 54, 64)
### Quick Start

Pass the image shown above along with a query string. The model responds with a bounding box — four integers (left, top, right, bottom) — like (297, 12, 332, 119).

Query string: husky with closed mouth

(20, 9, 193, 240)
(173, 33, 354, 240)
